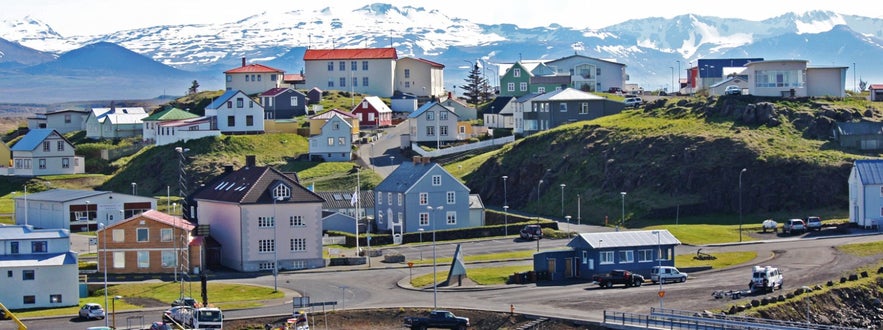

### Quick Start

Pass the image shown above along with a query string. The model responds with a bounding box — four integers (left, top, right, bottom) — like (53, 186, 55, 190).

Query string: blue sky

(1, 0, 873, 36)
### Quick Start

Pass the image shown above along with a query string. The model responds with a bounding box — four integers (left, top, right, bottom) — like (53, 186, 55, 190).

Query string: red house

(351, 96, 393, 128)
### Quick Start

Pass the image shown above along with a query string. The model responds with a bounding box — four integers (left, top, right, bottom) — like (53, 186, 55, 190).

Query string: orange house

(97, 210, 202, 275)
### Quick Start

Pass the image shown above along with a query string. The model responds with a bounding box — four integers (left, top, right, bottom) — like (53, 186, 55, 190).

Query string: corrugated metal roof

(835, 122, 883, 136)
(193, 165, 324, 205)
(303, 48, 397, 60)
(0, 225, 70, 240)
(355, 96, 392, 113)
(310, 109, 357, 120)
(315, 190, 375, 209)
(142, 108, 199, 122)
(206, 89, 244, 110)
(0, 252, 77, 267)
(854, 159, 883, 185)
(484, 96, 515, 114)
(13, 189, 107, 203)
(375, 161, 436, 193)
(10, 129, 56, 151)
(569, 230, 681, 249)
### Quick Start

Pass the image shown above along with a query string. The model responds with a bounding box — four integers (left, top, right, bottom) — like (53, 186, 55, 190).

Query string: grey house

(533, 230, 680, 281)
(833, 121, 883, 150)
(525, 88, 624, 134)
(316, 190, 375, 234)
(260, 87, 307, 120)
(374, 157, 474, 237)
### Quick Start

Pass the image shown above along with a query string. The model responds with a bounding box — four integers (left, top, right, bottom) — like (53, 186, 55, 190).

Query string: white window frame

(599, 251, 614, 264)
(618, 250, 635, 263)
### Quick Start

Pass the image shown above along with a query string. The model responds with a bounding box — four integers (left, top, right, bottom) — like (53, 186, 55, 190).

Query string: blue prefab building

(533, 230, 681, 281)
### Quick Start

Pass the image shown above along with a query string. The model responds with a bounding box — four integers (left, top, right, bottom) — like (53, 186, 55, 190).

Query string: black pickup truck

(403, 310, 470, 330)
(592, 269, 645, 288)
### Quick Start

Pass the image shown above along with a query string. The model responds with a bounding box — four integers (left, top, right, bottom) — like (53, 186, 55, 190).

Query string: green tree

(188, 80, 200, 95)
(461, 63, 487, 105)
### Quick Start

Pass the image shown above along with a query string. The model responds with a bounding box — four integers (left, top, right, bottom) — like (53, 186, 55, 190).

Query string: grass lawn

(12, 282, 282, 318)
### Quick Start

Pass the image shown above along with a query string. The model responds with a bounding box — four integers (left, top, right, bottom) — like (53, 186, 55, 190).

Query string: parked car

(519, 225, 543, 240)
(403, 310, 470, 330)
(762, 219, 778, 233)
(78, 303, 105, 320)
(624, 97, 643, 108)
(724, 85, 742, 95)
(150, 322, 173, 330)
(592, 269, 644, 288)
(171, 297, 198, 308)
(783, 219, 806, 235)
(749, 265, 783, 293)
(805, 216, 822, 231)
(607, 87, 622, 94)
(650, 266, 688, 284)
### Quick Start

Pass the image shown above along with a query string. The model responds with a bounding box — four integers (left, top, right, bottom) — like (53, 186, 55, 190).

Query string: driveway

(355, 121, 409, 179)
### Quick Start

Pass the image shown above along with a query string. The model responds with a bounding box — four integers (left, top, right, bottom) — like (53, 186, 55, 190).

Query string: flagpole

(355, 167, 360, 258)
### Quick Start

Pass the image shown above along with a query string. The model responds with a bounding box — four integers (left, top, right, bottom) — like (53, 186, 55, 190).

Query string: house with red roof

(869, 84, 883, 101)
(303, 48, 398, 97)
(395, 57, 445, 98)
(224, 57, 285, 95)
(351, 96, 392, 128)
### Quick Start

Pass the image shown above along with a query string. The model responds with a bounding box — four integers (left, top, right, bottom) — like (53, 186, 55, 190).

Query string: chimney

(245, 155, 256, 168)
(241, 57, 246, 67)
(412, 156, 422, 164)
(423, 157, 430, 164)
(448, 91, 452, 99)
(223, 165, 234, 174)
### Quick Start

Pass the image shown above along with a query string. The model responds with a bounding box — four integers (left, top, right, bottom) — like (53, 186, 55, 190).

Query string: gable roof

(321, 113, 353, 130)
(91, 107, 147, 124)
(515, 93, 542, 103)
(398, 57, 445, 68)
(11, 129, 61, 151)
(315, 190, 375, 209)
(869, 84, 883, 90)
(408, 102, 458, 119)
(354, 96, 392, 113)
(206, 89, 246, 109)
(532, 88, 605, 101)
(545, 54, 626, 67)
(853, 159, 883, 185)
(468, 194, 484, 210)
(375, 161, 468, 193)
(260, 87, 304, 97)
(142, 108, 199, 122)
(109, 209, 195, 231)
(283, 73, 305, 83)
(224, 63, 284, 74)
(304, 48, 397, 61)
(484, 96, 515, 114)
(835, 122, 883, 136)
(568, 230, 680, 249)
(193, 165, 324, 205)
(45, 109, 89, 116)
(310, 109, 357, 120)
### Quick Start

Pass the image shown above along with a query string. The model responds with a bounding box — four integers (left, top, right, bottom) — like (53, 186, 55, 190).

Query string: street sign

(658, 290, 665, 298)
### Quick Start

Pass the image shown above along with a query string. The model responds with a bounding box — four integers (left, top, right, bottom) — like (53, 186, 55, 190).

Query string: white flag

(350, 191, 359, 206)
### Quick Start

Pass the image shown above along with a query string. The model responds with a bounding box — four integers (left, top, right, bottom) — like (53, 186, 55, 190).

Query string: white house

(28, 109, 90, 133)
(142, 108, 220, 146)
(0, 225, 79, 310)
(394, 57, 445, 98)
(14, 189, 156, 232)
(745, 60, 848, 98)
(303, 48, 398, 97)
(191, 156, 326, 272)
(84, 106, 148, 140)
(848, 159, 883, 229)
(224, 57, 284, 95)
(8, 129, 85, 176)
(308, 114, 354, 162)
(483, 96, 517, 129)
(408, 102, 459, 147)
(205, 89, 265, 134)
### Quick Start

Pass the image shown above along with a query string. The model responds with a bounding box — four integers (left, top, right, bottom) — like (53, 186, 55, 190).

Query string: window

(258, 216, 275, 228)
(520, 82, 528, 91)
(362, 61, 369, 70)
(290, 216, 305, 227)
(227, 116, 235, 127)
(112, 229, 124, 242)
(582, 251, 588, 264)
(426, 111, 434, 121)
(338, 137, 345, 145)
(259, 262, 275, 271)
(31, 241, 47, 253)
(397, 193, 403, 206)
(754, 69, 804, 88)
(362, 77, 369, 86)
(445, 211, 456, 224)
(432, 175, 441, 186)
(57, 141, 64, 151)
(50, 294, 62, 304)
(514, 68, 521, 77)
(236, 98, 244, 108)
(271, 74, 277, 81)
(246, 115, 254, 126)
(327, 62, 334, 71)
(161, 228, 173, 242)
(351, 61, 358, 71)
(162, 251, 176, 268)
(537, 87, 546, 93)
(23, 296, 35, 305)
(259, 239, 275, 253)
(10, 242, 18, 254)
(419, 192, 428, 205)
(291, 238, 306, 251)
(22, 270, 35, 280)
(439, 111, 448, 121)
(580, 102, 589, 114)
(404, 69, 411, 78)
(353, 77, 358, 87)
(440, 126, 448, 136)
(388, 192, 392, 204)
(419, 213, 429, 226)
(377, 192, 383, 205)
(291, 96, 298, 106)
(340, 77, 346, 87)
(339, 61, 346, 71)
(507, 83, 515, 92)
(559, 103, 567, 112)
(446, 191, 455, 204)
(426, 126, 434, 136)
(404, 81, 411, 88)
(136, 228, 149, 242)
(38, 159, 46, 169)
(226, 75, 232, 82)
(42, 141, 50, 152)
(618, 250, 635, 263)
(137, 251, 149, 268)
(7, 270, 11, 277)
(327, 137, 334, 146)
(638, 249, 654, 262)
(257, 75, 261, 82)
(62, 158, 70, 168)
(327, 79, 334, 88)
(113, 251, 125, 268)
(599, 251, 614, 264)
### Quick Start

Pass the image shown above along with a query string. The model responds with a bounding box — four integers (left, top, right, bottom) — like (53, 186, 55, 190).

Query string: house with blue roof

(532, 230, 681, 281)
(14, 188, 156, 232)
(374, 157, 476, 238)
(205, 89, 265, 134)
(848, 159, 883, 228)
(0, 225, 79, 310)
(407, 102, 459, 147)
(8, 129, 84, 176)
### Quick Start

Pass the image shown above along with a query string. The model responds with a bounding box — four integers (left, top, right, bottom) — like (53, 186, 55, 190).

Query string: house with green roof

(141, 107, 219, 146)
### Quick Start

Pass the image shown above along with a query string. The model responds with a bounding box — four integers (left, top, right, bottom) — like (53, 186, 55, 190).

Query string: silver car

(79, 303, 105, 320)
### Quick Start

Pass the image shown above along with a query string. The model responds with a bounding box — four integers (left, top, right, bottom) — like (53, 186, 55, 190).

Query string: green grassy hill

(463, 95, 881, 227)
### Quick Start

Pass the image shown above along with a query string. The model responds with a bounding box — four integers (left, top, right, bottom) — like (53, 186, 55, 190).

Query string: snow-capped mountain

(1, 4, 882, 103)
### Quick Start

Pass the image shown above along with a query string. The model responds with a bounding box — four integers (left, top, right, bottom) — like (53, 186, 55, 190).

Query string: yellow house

(308, 109, 359, 141)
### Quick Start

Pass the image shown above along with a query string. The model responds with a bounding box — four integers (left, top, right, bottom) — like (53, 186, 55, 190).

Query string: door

(546, 259, 556, 280)
(564, 258, 573, 278)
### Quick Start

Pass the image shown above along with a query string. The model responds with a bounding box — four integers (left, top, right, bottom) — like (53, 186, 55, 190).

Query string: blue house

(374, 157, 473, 238)
(533, 230, 681, 281)
(260, 87, 307, 120)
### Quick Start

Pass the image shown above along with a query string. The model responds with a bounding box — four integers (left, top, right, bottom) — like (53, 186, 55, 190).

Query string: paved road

(16, 228, 883, 329)
(354, 121, 409, 179)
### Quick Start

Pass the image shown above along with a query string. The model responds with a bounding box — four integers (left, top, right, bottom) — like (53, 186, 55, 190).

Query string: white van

(650, 266, 687, 284)
(750, 265, 783, 293)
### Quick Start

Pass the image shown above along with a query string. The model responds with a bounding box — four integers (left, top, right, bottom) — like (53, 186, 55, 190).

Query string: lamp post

(565, 215, 571, 237)
(537, 180, 543, 203)
(739, 168, 747, 242)
(669, 66, 674, 94)
(427, 205, 443, 310)
(652, 230, 663, 309)
(273, 195, 283, 292)
(112, 295, 121, 329)
(676, 60, 681, 94)
(502, 176, 508, 236)
(620, 192, 627, 231)
(24, 185, 28, 226)
(559, 184, 566, 219)
(418, 228, 424, 260)
(131, 182, 137, 195)
(99, 222, 109, 328)
(172, 203, 177, 283)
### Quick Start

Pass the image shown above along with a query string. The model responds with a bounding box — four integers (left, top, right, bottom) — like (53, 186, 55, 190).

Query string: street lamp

(273, 195, 283, 292)
(427, 205, 443, 310)
(739, 168, 747, 242)
(502, 176, 508, 236)
(564, 215, 571, 237)
(418, 228, 424, 260)
(537, 180, 543, 203)
(676, 60, 681, 94)
(652, 230, 663, 309)
(112, 295, 121, 329)
(669, 66, 674, 94)
(620, 192, 627, 231)
(560, 184, 566, 219)
(99, 222, 109, 328)
(131, 182, 137, 195)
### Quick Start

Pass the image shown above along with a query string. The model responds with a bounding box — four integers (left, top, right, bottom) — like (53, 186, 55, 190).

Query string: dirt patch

(121, 297, 167, 308)
(225, 308, 605, 330)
